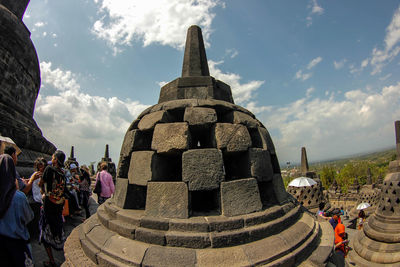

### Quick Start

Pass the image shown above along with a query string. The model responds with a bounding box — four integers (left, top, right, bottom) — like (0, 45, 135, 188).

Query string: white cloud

(260, 83, 400, 163)
(43, 32, 47, 37)
(35, 62, 149, 164)
(295, 70, 312, 81)
(307, 56, 322, 70)
(306, 87, 315, 97)
(306, 0, 324, 27)
(52, 33, 57, 38)
(34, 21, 45, 27)
(208, 60, 264, 105)
(295, 57, 321, 81)
(370, 5, 400, 75)
(225, 48, 239, 59)
(380, 73, 392, 81)
(333, 59, 347, 69)
(92, 0, 223, 52)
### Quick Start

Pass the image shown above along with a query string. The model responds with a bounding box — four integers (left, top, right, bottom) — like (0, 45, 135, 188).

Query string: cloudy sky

(23, 0, 400, 166)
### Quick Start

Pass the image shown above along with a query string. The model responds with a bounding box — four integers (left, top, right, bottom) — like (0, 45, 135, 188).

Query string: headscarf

(53, 150, 65, 168)
(0, 154, 17, 219)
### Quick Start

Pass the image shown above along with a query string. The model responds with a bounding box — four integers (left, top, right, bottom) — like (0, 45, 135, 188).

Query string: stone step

(97, 203, 302, 249)
(103, 200, 296, 233)
(75, 212, 322, 266)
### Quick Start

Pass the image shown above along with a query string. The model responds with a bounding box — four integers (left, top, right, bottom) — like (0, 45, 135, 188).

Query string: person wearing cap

(38, 150, 66, 267)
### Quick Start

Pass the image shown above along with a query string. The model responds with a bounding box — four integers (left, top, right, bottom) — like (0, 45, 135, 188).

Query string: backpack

(93, 173, 102, 194)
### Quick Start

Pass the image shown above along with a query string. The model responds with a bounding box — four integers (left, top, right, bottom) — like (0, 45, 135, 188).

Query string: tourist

(4, 145, 41, 195)
(64, 163, 81, 215)
(329, 214, 340, 230)
(96, 162, 115, 205)
(316, 202, 330, 220)
(334, 223, 349, 262)
(357, 209, 366, 230)
(0, 154, 34, 267)
(38, 150, 67, 267)
(79, 165, 92, 220)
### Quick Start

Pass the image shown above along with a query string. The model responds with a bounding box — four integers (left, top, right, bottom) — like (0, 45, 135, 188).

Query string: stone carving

(64, 25, 334, 266)
(349, 121, 400, 265)
(0, 0, 56, 176)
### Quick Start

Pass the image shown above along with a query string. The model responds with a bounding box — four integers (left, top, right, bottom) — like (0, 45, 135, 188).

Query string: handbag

(93, 173, 102, 194)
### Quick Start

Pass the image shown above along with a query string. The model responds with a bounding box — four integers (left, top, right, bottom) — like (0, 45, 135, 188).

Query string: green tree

(319, 166, 336, 189)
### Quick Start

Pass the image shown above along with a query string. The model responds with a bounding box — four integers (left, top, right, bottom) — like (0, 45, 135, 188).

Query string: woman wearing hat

(38, 150, 66, 267)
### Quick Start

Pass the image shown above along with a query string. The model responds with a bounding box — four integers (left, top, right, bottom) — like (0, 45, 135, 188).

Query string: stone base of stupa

(63, 199, 333, 267)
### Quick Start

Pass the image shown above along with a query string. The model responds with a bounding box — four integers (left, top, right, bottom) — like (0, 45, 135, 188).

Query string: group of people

(0, 147, 115, 267)
(317, 203, 349, 266)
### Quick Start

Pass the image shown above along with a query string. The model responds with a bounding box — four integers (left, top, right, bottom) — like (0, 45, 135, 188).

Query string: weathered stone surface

(196, 246, 252, 267)
(128, 151, 155, 186)
(0, 3, 56, 177)
(120, 129, 151, 157)
(135, 228, 166, 245)
(145, 182, 189, 218)
(142, 246, 196, 267)
(102, 235, 149, 266)
(220, 178, 262, 216)
(165, 231, 211, 248)
(224, 111, 259, 128)
(212, 123, 252, 152)
(248, 148, 274, 181)
(183, 107, 217, 128)
(151, 123, 191, 154)
(113, 178, 129, 209)
(257, 126, 276, 153)
(182, 149, 225, 191)
(138, 110, 171, 131)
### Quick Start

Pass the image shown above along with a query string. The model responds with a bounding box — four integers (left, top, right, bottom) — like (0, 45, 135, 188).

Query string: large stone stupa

(63, 25, 334, 267)
(349, 121, 400, 266)
(0, 0, 56, 176)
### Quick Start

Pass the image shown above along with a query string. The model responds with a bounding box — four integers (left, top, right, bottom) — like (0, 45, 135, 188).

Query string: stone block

(140, 216, 169, 231)
(272, 173, 290, 204)
(220, 178, 262, 216)
(117, 154, 130, 178)
(165, 231, 211, 248)
(101, 235, 149, 266)
(196, 246, 252, 267)
(135, 228, 166, 245)
(151, 123, 191, 154)
(248, 148, 274, 182)
(210, 228, 250, 248)
(145, 182, 189, 218)
(212, 123, 251, 152)
(257, 126, 276, 153)
(142, 246, 196, 267)
(169, 217, 209, 232)
(224, 111, 259, 128)
(182, 149, 225, 190)
(120, 129, 150, 158)
(206, 216, 244, 232)
(108, 219, 136, 239)
(128, 151, 154, 186)
(183, 107, 217, 129)
(113, 178, 128, 209)
(138, 110, 171, 131)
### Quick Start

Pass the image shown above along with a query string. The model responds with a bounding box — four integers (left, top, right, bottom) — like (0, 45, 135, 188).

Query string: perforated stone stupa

(349, 121, 400, 266)
(63, 25, 334, 267)
(287, 147, 325, 212)
(0, 0, 56, 176)
(65, 146, 79, 169)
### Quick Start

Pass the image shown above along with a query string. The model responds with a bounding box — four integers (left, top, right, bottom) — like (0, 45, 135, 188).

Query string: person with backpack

(38, 150, 66, 267)
(95, 162, 114, 205)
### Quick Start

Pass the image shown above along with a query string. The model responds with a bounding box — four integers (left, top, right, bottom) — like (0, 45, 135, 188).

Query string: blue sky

(22, 0, 400, 166)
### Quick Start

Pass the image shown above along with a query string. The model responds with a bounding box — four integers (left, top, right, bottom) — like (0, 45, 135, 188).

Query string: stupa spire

(70, 146, 75, 159)
(104, 144, 109, 159)
(181, 25, 210, 77)
(301, 147, 309, 174)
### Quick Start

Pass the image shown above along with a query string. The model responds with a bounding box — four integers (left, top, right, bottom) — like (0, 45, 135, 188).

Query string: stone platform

(63, 199, 333, 267)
